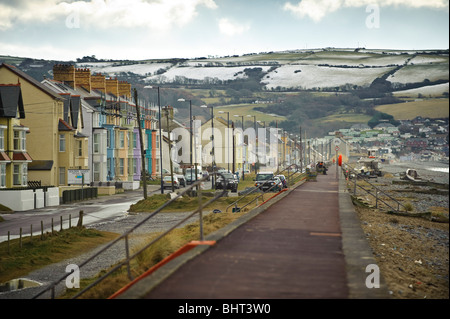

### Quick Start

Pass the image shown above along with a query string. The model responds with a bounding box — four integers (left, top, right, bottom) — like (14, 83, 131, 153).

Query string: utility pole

(165, 107, 175, 192)
(134, 89, 147, 199)
(299, 127, 303, 173)
(232, 121, 236, 174)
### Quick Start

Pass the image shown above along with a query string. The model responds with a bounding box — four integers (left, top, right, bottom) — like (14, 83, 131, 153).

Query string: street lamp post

(201, 105, 215, 189)
(144, 85, 164, 194)
(247, 115, 257, 174)
(177, 98, 193, 182)
(133, 88, 147, 199)
(233, 114, 244, 180)
(218, 111, 230, 173)
(258, 120, 266, 170)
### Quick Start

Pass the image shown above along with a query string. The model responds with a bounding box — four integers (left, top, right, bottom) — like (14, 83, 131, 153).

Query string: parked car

(255, 171, 280, 192)
(185, 172, 202, 185)
(276, 174, 288, 188)
(272, 176, 283, 192)
(163, 176, 180, 189)
(217, 168, 230, 175)
(176, 174, 186, 187)
(215, 172, 238, 192)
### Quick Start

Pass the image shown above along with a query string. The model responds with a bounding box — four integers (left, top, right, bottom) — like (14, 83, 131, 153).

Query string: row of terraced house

(0, 63, 160, 211)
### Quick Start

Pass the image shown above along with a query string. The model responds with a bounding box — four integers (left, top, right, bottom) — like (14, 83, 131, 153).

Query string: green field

(375, 98, 449, 120)
(214, 104, 286, 123)
(316, 113, 372, 124)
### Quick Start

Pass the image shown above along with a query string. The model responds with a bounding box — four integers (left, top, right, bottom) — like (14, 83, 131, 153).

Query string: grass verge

(0, 227, 119, 284)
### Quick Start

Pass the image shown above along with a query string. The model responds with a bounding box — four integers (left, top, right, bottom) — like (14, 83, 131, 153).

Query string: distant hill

(1, 48, 448, 137)
(2, 48, 448, 92)
(74, 48, 449, 92)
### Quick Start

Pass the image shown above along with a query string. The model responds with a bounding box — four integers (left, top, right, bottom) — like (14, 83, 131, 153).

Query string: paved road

(0, 187, 152, 243)
(0, 180, 221, 243)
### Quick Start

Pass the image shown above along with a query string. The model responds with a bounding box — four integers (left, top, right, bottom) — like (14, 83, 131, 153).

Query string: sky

(0, 0, 448, 61)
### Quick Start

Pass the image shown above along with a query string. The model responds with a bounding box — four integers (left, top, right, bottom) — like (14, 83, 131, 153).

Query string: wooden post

(7, 231, 10, 254)
(41, 221, 44, 240)
(30, 224, 33, 243)
(77, 210, 84, 228)
(198, 183, 203, 241)
(69, 214, 72, 228)
(51, 218, 54, 234)
(19, 228, 22, 249)
(60, 216, 63, 231)
(125, 235, 133, 281)
(133, 88, 147, 199)
(375, 190, 378, 208)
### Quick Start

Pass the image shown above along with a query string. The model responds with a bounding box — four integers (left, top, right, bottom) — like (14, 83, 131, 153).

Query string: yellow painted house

(0, 63, 88, 186)
(0, 83, 32, 188)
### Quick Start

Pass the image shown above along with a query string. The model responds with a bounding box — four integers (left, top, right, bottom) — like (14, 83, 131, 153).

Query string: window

(133, 159, 137, 174)
(13, 163, 27, 186)
(155, 159, 159, 173)
(133, 133, 137, 149)
(119, 131, 125, 148)
(13, 130, 26, 151)
(119, 158, 124, 175)
(59, 134, 66, 152)
(93, 133, 100, 153)
(107, 130, 111, 148)
(78, 140, 83, 157)
(13, 164, 20, 185)
(0, 163, 6, 188)
(94, 162, 100, 181)
(23, 164, 27, 185)
(0, 129, 4, 151)
(59, 167, 65, 185)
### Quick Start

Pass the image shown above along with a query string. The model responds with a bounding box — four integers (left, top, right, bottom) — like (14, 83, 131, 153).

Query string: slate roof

(0, 63, 63, 101)
(58, 118, 75, 131)
(0, 84, 25, 118)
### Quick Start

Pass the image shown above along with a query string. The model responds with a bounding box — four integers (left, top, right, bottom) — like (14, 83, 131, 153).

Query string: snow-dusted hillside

(75, 48, 449, 90)
(144, 65, 273, 83)
(393, 82, 449, 97)
(262, 64, 396, 90)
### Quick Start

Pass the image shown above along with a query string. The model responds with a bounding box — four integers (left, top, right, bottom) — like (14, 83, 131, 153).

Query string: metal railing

(225, 164, 305, 213)
(32, 174, 228, 299)
(342, 163, 406, 213)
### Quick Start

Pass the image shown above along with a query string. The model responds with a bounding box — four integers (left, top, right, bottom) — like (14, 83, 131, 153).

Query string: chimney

(75, 68, 91, 92)
(91, 73, 106, 93)
(53, 64, 75, 88)
(105, 77, 119, 97)
(118, 81, 131, 98)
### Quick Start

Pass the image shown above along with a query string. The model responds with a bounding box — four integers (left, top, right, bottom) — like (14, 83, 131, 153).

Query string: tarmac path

(139, 173, 350, 299)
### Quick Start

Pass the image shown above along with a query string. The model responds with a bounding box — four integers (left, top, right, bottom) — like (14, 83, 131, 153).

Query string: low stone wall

(97, 186, 116, 195)
(0, 187, 60, 211)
